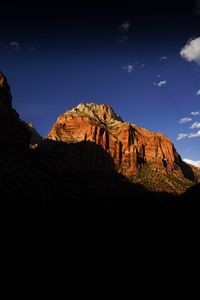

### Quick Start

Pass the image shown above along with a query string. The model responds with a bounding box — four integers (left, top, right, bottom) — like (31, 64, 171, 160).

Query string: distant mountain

(46, 103, 199, 193)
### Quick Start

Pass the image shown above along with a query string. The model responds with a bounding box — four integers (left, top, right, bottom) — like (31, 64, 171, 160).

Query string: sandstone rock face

(0, 73, 30, 151)
(46, 103, 190, 181)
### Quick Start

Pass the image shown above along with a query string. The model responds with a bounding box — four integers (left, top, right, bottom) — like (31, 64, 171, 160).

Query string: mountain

(0, 73, 30, 151)
(46, 103, 198, 193)
(0, 75, 199, 213)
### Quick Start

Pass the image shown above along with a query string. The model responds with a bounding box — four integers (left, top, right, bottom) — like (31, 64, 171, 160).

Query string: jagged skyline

(0, 0, 199, 163)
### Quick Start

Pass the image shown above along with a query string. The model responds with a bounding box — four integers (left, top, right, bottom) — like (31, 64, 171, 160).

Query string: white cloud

(119, 20, 130, 33)
(191, 111, 200, 115)
(190, 122, 200, 129)
(177, 133, 188, 140)
(179, 117, 192, 124)
(153, 80, 167, 87)
(183, 159, 200, 168)
(188, 130, 200, 138)
(122, 64, 134, 73)
(177, 130, 200, 140)
(158, 81, 167, 87)
(177, 128, 200, 140)
(134, 61, 145, 68)
(180, 37, 200, 65)
(160, 56, 168, 60)
(196, 90, 200, 95)
(10, 41, 20, 51)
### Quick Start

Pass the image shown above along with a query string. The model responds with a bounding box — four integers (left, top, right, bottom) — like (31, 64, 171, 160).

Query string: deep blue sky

(0, 0, 199, 162)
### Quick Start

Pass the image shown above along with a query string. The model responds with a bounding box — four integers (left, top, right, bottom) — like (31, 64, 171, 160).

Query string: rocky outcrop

(46, 103, 196, 186)
(0, 73, 31, 151)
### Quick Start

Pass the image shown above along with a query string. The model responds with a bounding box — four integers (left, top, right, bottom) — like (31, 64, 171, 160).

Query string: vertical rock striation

(46, 102, 194, 186)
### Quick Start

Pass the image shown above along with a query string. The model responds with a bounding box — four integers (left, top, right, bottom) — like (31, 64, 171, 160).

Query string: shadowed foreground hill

(1, 139, 199, 212)
(180, 184, 200, 207)
(0, 140, 180, 212)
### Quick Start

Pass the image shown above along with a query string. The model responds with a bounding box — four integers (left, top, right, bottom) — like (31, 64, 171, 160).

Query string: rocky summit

(46, 103, 199, 193)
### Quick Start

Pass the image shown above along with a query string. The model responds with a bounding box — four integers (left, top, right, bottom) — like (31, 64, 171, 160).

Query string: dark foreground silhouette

(0, 140, 199, 220)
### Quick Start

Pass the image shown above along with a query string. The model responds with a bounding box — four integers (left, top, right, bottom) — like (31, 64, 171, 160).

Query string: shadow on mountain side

(0, 139, 188, 219)
(179, 159, 196, 182)
(37, 139, 116, 171)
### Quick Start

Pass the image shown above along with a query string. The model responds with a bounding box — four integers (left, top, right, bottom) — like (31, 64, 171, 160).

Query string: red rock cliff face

(46, 103, 187, 178)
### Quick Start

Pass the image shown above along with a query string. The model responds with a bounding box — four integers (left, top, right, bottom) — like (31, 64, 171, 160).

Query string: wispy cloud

(119, 20, 130, 33)
(177, 109, 200, 140)
(118, 20, 131, 44)
(153, 80, 167, 87)
(180, 37, 200, 65)
(179, 117, 192, 124)
(119, 36, 129, 43)
(177, 133, 188, 140)
(190, 122, 200, 129)
(10, 41, 20, 51)
(188, 130, 200, 138)
(159, 56, 168, 61)
(196, 90, 200, 95)
(122, 64, 134, 73)
(183, 159, 200, 168)
(191, 111, 200, 115)
(177, 130, 200, 140)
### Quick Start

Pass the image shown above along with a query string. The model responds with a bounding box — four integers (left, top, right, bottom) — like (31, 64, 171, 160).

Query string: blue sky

(0, 1, 199, 163)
